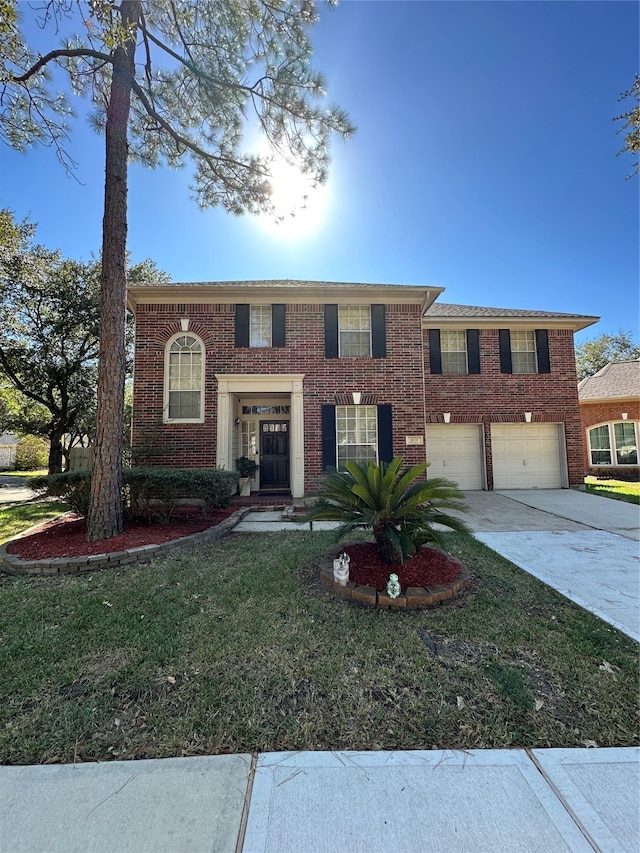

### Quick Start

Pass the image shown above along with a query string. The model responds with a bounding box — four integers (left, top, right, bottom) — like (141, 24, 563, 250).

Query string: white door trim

(215, 374, 305, 497)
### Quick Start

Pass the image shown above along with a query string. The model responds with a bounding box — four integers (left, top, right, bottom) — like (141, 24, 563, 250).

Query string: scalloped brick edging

(0, 508, 252, 576)
(319, 546, 472, 609)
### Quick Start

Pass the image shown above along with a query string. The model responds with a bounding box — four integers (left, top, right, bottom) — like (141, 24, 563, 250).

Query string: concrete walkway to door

(462, 490, 640, 643)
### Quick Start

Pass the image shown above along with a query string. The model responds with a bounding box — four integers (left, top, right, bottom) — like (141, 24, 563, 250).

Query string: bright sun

(257, 156, 329, 239)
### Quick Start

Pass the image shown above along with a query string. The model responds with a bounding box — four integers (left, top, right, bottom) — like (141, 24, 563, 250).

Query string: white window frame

(163, 332, 205, 423)
(510, 329, 537, 374)
(241, 420, 258, 458)
(441, 330, 468, 374)
(336, 405, 378, 468)
(588, 421, 639, 467)
(338, 305, 371, 358)
(250, 305, 272, 347)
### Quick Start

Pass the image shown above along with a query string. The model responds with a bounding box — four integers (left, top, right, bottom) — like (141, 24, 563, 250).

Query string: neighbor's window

(588, 422, 638, 466)
(614, 422, 638, 465)
(588, 425, 611, 465)
(441, 330, 468, 374)
(336, 405, 378, 467)
(165, 334, 203, 421)
(338, 305, 371, 357)
(250, 305, 272, 347)
(510, 330, 537, 374)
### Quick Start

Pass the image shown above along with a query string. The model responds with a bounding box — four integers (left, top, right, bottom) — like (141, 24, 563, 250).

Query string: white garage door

(491, 424, 563, 489)
(425, 424, 484, 490)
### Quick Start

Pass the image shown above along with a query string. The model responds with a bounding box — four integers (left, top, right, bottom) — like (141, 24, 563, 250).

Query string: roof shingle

(578, 360, 640, 400)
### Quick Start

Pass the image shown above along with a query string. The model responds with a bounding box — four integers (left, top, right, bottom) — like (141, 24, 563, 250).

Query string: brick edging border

(0, 508, 252, 576)
(319, 546, 472, 609)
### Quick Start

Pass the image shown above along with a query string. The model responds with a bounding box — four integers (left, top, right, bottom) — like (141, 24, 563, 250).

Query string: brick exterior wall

(423, 327, 585, 488)
(131, 301, 427, 491)
(579, 399, 640, 477)
(131, 297, 587, 492)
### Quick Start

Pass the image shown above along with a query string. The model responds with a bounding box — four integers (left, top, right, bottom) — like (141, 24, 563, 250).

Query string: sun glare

(257, 157, 329, 238)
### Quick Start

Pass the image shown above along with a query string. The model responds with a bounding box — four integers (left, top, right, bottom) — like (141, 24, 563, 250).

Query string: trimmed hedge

(31, 468, 239, 523)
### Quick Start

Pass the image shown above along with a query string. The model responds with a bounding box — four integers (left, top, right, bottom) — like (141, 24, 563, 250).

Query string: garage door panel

(491, 424, 563, 489)
(426, 425, 484, 490)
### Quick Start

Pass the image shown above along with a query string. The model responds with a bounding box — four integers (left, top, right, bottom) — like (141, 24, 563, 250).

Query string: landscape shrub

(301, 456, 471, 564)
(126, 467, 238, 522)
(30, 471, 91, 515)
(32, 467, 239, 523)
(15, 436, 49, 471)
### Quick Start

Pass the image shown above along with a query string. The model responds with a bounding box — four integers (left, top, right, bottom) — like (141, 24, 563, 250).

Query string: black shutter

(499, 329, 512, 373)
(272, 304, 286, 347)
(428, 329, 442, 374)
(321, 405, 336, 470)
(535, 329, 550, 373)
(235, 304, 249, 347)
(377, 404, 393, 463)
(324, 305, 338, 358)
(371, 304, 386, 358)
(467, 329, 481, 374)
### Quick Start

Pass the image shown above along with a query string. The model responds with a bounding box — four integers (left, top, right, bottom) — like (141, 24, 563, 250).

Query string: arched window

(588, 422, 638, 467)
(164, 334, 204, 422)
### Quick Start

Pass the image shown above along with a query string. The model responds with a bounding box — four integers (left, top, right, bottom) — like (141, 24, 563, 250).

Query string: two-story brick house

(127, 281, 597, 497)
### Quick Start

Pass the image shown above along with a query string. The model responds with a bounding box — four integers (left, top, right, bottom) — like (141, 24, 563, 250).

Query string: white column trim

(215, 374, 305, 496)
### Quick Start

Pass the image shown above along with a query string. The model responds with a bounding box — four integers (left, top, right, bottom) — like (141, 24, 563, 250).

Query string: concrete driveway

(462, 489, 640, 643)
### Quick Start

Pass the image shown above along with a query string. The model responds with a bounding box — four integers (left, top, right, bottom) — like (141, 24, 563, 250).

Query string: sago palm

(301, 457, 471, 564)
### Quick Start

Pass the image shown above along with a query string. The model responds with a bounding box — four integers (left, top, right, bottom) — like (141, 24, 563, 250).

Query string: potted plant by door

(236, 456, 258, 496)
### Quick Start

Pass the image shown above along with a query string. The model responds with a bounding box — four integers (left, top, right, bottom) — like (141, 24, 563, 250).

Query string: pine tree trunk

(86, 1, 141, 541)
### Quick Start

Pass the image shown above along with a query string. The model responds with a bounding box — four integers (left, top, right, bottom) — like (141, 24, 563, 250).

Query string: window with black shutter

(235, 304, 286, 348)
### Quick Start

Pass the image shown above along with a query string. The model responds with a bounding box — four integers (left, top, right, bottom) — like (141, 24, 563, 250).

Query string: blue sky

(1, 1, 638, 344)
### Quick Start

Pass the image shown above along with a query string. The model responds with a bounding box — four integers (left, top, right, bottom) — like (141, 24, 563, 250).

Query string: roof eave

(127, 281, 444, 310)
(422, 315, 600, 332)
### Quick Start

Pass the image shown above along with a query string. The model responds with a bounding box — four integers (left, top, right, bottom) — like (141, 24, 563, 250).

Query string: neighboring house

(578, 360, 640, 477)
(127, 281, 598, 497)
(0, 433, 18, 470)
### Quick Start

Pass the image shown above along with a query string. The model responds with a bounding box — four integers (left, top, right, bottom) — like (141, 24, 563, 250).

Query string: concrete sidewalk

(1, 747, 637, 852)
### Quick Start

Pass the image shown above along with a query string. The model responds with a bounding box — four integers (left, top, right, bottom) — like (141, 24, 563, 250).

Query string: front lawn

(0, 501, 69, 545)
(585, 476, 640, 505)
(0, 528, 637, 764)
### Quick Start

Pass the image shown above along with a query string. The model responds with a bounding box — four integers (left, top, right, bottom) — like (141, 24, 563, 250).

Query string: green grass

(585, 477, 640, 505)
(0, 528, 637, 764)
(0, 501, 69, 545)
(1, 469, 48, 479)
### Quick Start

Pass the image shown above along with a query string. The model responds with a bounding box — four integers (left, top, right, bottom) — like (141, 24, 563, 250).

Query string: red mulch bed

(343, 542, 463, 590)
(6, 507, 236, 560)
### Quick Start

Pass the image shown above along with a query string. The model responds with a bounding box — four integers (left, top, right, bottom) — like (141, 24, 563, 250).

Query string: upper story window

(427, 329, 480, 375)
(441, 330, 468, 374)
(499, 329, 550, 375)
(339, 305, 371, 357)
(324, 304, 386, 358)
(510, 330, 537, 374)
(235, 304, 286, 348)
(165, 333, 204, 422)
(250, 305, 272, 347)
(588, 422, 638, 466)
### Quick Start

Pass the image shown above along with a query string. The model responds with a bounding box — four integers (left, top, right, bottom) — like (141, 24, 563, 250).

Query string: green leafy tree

(0, 210, 169, 474)
(1, 0, 354, 540)
(575, 331, 640, 381)
(615, 75, 639, 179)
(302, 457, 471, 565)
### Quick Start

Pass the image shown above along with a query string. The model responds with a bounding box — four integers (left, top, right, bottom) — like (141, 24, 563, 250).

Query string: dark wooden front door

(260, 421, 289, 489)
